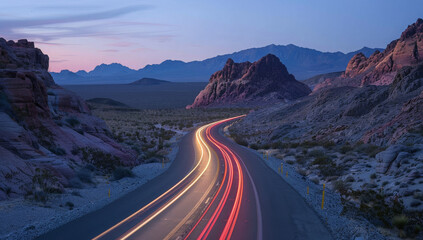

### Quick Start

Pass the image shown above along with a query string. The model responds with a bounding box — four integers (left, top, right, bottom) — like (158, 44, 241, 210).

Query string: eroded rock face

(0, 38, 136, 200)
(315, 18, 423, 90)
(187, 54, 311, 108)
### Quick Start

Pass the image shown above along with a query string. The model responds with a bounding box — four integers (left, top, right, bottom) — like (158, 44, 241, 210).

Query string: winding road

(39, 117, 332, 240)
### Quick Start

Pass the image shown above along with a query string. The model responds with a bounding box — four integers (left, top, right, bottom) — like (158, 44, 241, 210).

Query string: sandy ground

(0, 133, 185, 240)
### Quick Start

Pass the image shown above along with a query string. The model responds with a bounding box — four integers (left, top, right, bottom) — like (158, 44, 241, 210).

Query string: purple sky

(1, 0, 422, 72)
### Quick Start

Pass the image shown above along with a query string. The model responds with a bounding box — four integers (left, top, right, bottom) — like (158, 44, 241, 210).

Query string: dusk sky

(1, 0, 422, 72)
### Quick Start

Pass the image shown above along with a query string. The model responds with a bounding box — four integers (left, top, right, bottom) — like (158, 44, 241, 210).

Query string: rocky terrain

(315, 18, 423, 91)
(0, 38, 137, 201)
(302, 71, 343, 90)
(187, 54, 311, 108)
(228, 20, 423, 239)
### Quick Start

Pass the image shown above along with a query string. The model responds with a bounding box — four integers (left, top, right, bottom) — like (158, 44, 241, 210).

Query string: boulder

(375, 145, 405, 173)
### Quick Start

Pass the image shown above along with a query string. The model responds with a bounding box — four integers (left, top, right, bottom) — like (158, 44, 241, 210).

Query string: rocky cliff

(187, 54, 311, 108)
(315, 18, 423, 91)
(0, 38, 136, 200)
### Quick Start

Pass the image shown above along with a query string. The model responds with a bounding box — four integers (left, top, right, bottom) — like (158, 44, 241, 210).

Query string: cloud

(50, 59, 69, 63)
(0, 4, 175, 45)
(0, 5, 153, 41)
(0, 5, 150, 29)
(102, 49, 119, 53)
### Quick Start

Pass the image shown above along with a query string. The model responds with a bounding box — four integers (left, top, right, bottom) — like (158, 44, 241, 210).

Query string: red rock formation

(0, 38, 136, 200)
(315, 18, 423, 91)
(187, 54, 311, 108)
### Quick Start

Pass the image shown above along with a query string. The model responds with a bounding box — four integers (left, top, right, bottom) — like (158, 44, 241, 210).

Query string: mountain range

(51, 45, 383, 85)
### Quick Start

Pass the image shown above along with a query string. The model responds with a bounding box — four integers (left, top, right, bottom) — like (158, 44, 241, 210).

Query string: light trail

(184, 116, 245, 240)
(93, 116, 246, 240)
(93, 123, 212, 240)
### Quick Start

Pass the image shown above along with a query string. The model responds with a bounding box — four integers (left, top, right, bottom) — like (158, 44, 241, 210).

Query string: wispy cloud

(50, 59, 69, 63)
(0, 5, 154, 41)
(0, 5, 150, 29)
(102, 49, 119, 53)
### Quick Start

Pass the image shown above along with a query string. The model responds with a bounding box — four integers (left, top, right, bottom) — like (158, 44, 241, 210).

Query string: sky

(1, 0, 422, 72)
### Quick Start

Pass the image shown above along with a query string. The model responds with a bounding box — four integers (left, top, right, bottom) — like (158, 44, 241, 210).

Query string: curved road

(38, 117, 332, 240)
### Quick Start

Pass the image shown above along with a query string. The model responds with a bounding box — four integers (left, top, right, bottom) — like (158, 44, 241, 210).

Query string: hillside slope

(0, 38, 136, 200)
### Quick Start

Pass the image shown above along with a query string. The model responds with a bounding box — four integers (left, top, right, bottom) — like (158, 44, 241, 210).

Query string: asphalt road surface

(38, 117, 332, 240)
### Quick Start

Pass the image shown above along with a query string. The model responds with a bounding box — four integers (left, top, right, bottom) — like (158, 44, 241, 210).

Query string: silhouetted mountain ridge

(51, 44, 383, 85)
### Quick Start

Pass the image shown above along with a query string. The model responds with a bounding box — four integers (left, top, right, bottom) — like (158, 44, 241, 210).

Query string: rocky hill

(315, 18, 423, 91)
(130, 77, 170, 85)
(228, 20, 423, 227)
(0, 38, 136, 200)
(187, 54, 311, 108)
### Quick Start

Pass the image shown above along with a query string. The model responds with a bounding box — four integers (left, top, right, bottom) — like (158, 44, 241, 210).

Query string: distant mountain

(51, 63, 140, 85)
(130, 77, 170, 85)
(187, 54, 311, 108)
(51, 44, 383, 85)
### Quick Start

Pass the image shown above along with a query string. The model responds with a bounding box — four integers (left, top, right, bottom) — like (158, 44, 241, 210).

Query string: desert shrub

(68, 177, 83, 188)
(310, 177, 319, 185)
(79, 147, 121, 171)
(308, 150, 325, 158)
(249, 143, 259, 150)
(71, 190, 82, 197)
(322, 141, 335, 149)
(233, 137, 248, 147)
(71, 147, 80, 155)
(299, 141, 320, 148)
(66, 117, 80, 127)
(333, 180, 348, 195)
(33, 190, 48, 202)
(49, 146, 66, 156)
(345, 176, 355, 182)
(410, 125, 423, 136)
(339, 144, 353, 154)
(353, 190, 405, 228)
(392, 215, 408, 229)
(76, 168, 93, 183)
(65, 201, 74, 210)
(113, 167, 134, 180)
(286, 159, 295, 165)
(410, 201, 421, 208)
(296, 155, 306, 165)
(84, 164, 97, 172)
(311, 156, 332, 165)
(356, 144, 385, 158)
(31, 168, 62, 202)
(297, 168, 307, 176)
(319, 163, 343, 177)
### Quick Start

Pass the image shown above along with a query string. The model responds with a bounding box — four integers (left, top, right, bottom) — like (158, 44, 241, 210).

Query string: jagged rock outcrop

(0, 38, 136, 200)
(315, 18, 423, 91)
(187, 54, 311, 108)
